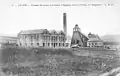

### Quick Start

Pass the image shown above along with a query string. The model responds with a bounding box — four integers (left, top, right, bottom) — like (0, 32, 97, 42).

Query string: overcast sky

(0, 0, 120, 37)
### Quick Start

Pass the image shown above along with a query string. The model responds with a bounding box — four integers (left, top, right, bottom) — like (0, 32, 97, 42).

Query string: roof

(19, 29, 46, 34)
(19, 29, 65, 35)
(87, 33, 103, 42)
(88, 33, 101, 39)
(81, 32, 89, 39)
(49, 30, 64, 34)
(88, 38, 103, 42)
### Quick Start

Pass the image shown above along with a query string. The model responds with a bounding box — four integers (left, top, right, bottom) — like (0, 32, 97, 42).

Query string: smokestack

(63, 13, 67, 37)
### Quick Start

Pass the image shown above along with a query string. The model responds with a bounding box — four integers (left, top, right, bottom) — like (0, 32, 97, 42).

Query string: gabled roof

(18, 29, 65, 35)
(87, 33, 103, 42)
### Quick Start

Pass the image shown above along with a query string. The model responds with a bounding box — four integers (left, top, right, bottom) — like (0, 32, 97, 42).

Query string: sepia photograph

(0, 0, 120, 76)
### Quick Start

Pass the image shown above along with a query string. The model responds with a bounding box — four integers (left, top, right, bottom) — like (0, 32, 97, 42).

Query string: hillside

(101, 34, 120, 42)
(0, 47, 120, 76)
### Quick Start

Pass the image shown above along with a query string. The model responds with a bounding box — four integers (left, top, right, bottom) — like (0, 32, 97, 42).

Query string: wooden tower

(71, 24, 88, 47)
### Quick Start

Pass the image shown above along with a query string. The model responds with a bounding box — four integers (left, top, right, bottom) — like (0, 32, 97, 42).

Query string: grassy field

(0, 47, 120, 76)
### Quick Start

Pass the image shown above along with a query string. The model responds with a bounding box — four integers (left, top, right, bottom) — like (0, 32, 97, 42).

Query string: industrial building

(17, 13, 69, 48)
(71, 25, 104, 48)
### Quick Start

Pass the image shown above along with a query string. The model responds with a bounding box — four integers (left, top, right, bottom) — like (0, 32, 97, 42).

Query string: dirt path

(99, 67, 120, 76)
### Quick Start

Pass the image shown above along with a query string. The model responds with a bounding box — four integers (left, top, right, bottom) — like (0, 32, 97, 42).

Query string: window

(59, 37, 61, 41)
(92, 43, 94, 45)
(63, 43, 64, 46)
(49, 36, 50, 40)
(51, 37, 53, 41)
(95, 42, 97, 45)
(37, 43, 39, 46)
(54, 36, 55, 41)
(37, 36, 39, 40)
(34, 35, 36, 39)
(56, 37, 57, 41)
(43, 43, 45, 47)
(48, 43, 50, 47)
(77, 40, 79, 44)
(89, 42, 91, 46)
(24, 36, 27, 39)
(59, 43, 60, 47)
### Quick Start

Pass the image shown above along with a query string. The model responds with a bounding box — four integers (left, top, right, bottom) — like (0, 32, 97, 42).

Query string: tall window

(92, 43, 94, 46)
(95, 42, 97, 45)
(24, 36, 27, 39)
(56, 36, 57, 41)
(31, 36, 33, 42)
(43, 43, 45, 47)
(51, 36, 53, 41)
(48, 36, 50, 41)
(59, 43, 60, 47)
(34, 34, 36, 39)
(59, 37, 60, 41)
(54, 36, 55, 41)
(48, 43, 50, 47)
(77, 40, 79, 44)
(61, 37, 62, 42)
(37, 35, 39, 40)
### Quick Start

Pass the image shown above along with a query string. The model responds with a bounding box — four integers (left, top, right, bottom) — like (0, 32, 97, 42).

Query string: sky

(0, 0, 120, 37)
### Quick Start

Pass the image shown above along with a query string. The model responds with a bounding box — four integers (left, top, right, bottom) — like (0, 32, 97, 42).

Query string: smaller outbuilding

(87, 32, 104, 47)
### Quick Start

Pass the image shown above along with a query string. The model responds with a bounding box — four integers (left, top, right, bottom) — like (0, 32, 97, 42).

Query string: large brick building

(17, 13, 69, 48)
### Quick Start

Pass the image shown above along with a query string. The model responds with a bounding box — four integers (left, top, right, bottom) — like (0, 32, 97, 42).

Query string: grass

(0, 47, 120, 76)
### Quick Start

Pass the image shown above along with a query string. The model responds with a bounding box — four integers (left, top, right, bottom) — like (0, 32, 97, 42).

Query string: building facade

(71, 24, 89, 47)
(87, 33, 104, 47)
(17, 29, 66, 48)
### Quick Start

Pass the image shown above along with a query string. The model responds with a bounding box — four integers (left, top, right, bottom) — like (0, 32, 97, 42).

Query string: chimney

(63, 13, 67, 37)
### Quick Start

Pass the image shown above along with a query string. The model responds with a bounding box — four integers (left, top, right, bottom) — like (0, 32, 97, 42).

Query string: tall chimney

(63, 13, 67, 37)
